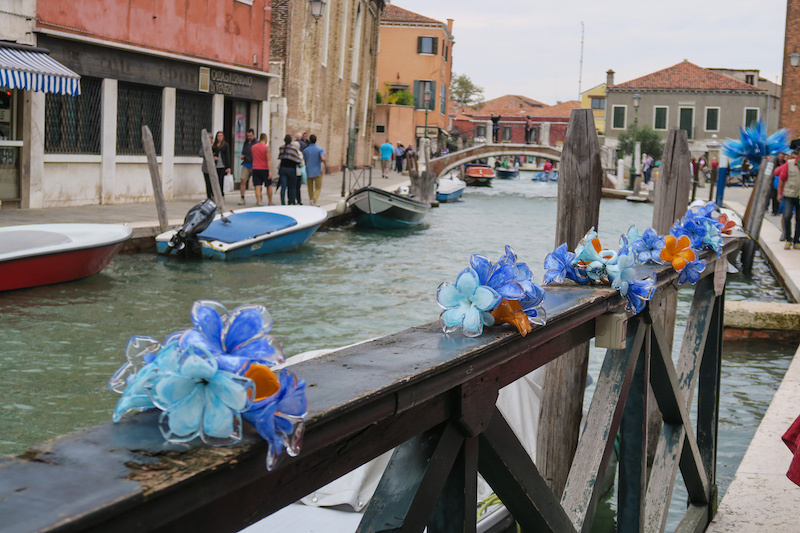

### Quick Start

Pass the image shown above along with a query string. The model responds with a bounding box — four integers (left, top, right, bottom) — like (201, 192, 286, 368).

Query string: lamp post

(310, 0, 326, 20)
(629, 93, 642, 190)
(632, 93, 641, 126)
(423, 86, 432, 143)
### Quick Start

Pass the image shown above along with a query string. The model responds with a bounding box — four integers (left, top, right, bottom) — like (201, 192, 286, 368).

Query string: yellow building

(580, 82, 607, 137)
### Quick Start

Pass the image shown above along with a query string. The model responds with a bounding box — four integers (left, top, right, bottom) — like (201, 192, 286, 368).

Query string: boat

(533, 171, 558, 182)
(463, 163, 495, 186)
(155, 204, 327, 260)
(0, 223, 133, 291)
(435, 174, 467, 202)
(346, 186, 429, 228)
(495, 167, 519, 179)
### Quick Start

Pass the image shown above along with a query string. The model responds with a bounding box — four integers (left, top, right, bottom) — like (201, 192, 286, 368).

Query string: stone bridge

(427, 143, 562, 177)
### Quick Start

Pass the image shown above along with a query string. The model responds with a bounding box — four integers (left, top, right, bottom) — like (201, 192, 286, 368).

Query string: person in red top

(775, 150, 800, 248)
(250, 133, 272, 206)
(543, 160, 553, 180)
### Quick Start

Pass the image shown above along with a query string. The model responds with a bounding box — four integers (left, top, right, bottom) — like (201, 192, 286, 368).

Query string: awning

(0, 44, 80, 96)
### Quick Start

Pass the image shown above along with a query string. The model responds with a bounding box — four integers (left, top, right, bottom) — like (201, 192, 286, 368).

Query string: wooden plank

(741, 156, 775, 275)
(429, 437, 478, 533)
(478, 408, 576, 533)
(561, 318, 646, 532)
(201, 128, 226, 212)
(617, 326, 650, 532)
(142, 125, 169, 232)
(538, 108, 604, 497)
(644, 423, 684, 532)
(674, 504, 710, 533)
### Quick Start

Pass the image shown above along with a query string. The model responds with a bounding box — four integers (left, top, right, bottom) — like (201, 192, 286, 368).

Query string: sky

(391, 0, 788, 105)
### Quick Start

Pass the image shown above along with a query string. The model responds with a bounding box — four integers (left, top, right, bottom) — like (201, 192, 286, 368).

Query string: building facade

(270, 0, 384, 172)
(780, 0, 800, 135)
(580, 82, 606, 137)
(605, 61, 776, 155)
(1, 0, 276, 209)
(374, 5, 454, 155)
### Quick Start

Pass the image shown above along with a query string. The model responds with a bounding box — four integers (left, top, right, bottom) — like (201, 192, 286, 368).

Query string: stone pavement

(704, 185, 800, 532)
(0, 168, 411, 238)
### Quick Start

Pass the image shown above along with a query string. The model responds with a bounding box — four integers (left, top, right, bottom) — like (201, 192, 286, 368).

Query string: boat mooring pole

(142, 125, 170, 233)
(201, 129, 226, 214)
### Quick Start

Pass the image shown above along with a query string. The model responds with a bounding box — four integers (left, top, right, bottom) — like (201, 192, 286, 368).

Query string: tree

(617, 123, 664, 160)
(450, 73, 484, 107)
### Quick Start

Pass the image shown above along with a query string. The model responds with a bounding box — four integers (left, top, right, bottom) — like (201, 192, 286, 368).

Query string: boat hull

(436, 188, 464, 202)
(495, 169, 519, 179)
(347, 187, 429, 228)
(464, 176, 494, 187)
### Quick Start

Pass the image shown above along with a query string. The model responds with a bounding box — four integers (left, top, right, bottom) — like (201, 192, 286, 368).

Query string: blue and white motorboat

(156, 204, 327, 260)
(533, 171, 558, 182)
(495, 168, 519, 179)
(435, 175, 467, 203)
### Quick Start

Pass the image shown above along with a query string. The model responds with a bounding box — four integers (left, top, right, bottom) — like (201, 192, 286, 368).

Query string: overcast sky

(391, 0, 788, 105)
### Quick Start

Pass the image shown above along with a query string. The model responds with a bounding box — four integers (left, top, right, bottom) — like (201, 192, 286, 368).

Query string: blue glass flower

(621, 225, 641, 251)
(608, 253, 636, 297)
(148, 341, 255, 446)
(671, 219, 706, 250)
(470, 253, 526, 300)
(186, 300, 284, 373)
(544, 243, 578, 284)
(701, 222, 723, 256)
(437, 267, 502, 337)
(495, 245, 538, 296)
(244, 369, 307, 471)
(723, 119, 790, 175)
(631, 228, 665, 264)
(625, 274, 656, 315)
(677, 259, 706, 285)
(519, 283, 547, 325)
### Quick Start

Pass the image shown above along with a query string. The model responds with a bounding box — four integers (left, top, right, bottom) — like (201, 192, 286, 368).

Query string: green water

(0, 176, 795, 529)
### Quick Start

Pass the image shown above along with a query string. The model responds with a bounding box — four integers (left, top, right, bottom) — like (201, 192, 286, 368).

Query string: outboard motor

(163, 198, 217, 257)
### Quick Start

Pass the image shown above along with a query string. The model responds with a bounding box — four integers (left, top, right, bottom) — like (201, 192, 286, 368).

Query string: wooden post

(537, 109, 603, 497)
(142, 125, 169, 233)
(741, 156, 776, 275)
(411, 138, 437, 204)
(201, 129, 226, 212)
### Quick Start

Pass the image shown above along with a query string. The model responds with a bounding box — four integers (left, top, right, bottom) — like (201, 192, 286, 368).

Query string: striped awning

(0, 46, 81, 96)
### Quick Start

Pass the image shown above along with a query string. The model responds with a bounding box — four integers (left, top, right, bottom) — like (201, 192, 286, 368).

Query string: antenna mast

(578, 21, 584, 100)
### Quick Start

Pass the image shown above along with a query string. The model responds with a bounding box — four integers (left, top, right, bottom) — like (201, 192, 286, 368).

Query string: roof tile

(381, 5, 442, 25)
(611, 60, 766, 92)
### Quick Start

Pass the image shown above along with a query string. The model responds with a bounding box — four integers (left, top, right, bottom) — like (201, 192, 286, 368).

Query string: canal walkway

(705, 186, 800, 532)
(0, 167, 411, 237)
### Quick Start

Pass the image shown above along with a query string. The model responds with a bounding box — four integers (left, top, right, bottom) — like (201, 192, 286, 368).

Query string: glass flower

(544, 243, 579, 284)
(148, 343, 255, 446)
(244, 368, 307, 471)
(677, 259, 706, 285)
(701, 222, 723, 256)
(519, 283, 547, 325)
(625, 274, 656, 315)
(495, 245, 538, 296)
(717, 214, 736, 235)
(186, 300, 284, 373)
(470, 253, 526, 300)
(437, 267, 502, 337)
(660, 235, 696, 272)
(609, 253, 636, 297)
(631, 228, 665, 264)
(687, 201, 717, 222)
(671, 219, 706, 250)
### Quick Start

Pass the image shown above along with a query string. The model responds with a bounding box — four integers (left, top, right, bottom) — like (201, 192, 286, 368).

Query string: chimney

(447, 19, 453, 34)
(606, 69, 615, 87)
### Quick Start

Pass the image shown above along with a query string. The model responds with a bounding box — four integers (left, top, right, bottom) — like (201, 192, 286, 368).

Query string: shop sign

(415, 126, 439, 138)
(199, 67, 254, 95)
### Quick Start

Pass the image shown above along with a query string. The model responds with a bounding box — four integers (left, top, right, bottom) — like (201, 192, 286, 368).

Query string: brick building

(270, 0, 385, 172)
(2, 0, 276, 208)
(780, 0, 800, 135)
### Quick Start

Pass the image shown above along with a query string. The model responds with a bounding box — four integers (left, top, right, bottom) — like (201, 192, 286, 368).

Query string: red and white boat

(0, 223, 133, 291)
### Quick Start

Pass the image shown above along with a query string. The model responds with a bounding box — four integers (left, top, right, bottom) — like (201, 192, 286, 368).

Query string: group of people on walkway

(773, 149, 800, 249)
(379, 139, 416, 178)
(201, 130, 327, 207)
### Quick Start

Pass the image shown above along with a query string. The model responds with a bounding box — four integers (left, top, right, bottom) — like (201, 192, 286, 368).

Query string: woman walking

(278, 134, 302, 205)
(212, 131, 231, 196)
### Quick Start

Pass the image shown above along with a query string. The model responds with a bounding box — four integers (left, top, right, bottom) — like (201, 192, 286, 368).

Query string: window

(417, 36, 438, 55)
(611, 105, 626, 129)
(653, 106, 668, 130)
(45, 76, 102, 154)
(443, 44, 448, 62)
(745, 74, 755, 85)
(117, 82, 162, 155)
(590, 97, 605, 110)
(174, 91, 212, 156)
(705, 107, 720, 132)
(376, 124, 386, 134)
(502, 126, 511, 141)
(440, 82, 446, 114)
(744, 108, 759, 127)
(476, 125, 486, 137)
(413, 80, 435, 110)
(679, 107, 694, 139)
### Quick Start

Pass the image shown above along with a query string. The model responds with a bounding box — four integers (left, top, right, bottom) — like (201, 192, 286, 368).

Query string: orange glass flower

(660, 235, 696, 272)
(490, 298, 532, 337)
(245, 363, 281, 402)
(717, 214, 735, 235)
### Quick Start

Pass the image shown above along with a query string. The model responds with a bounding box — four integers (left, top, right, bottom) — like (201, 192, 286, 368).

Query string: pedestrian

(769, 152, 788, 216)
(278, 134, 302, 205)
(777, 150, 800, 249)
(525, 116, 534, 144)
(250, 133, 272, 206)
(212, 131, 231, 197)
(302, 134, 326, 207)
(643, 154, 654, 184)
(543, 159, 553, 180)
(395, 142, 405, 173)
(293, 136, 306, 205)
(379, 139, 394, 179)
(198, 133, 214, 199)
(297, 132, 309, 151)
(491, 114, 500, 143)
(238, 129, 257, 205)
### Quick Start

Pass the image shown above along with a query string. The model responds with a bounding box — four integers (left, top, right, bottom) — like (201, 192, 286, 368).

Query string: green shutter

(613, 107, 625, 129)
(706, 108, 719, 131)
(679, 108, 694, 139)
(429, 82, 436, 110)
(654, 107, 667, 130)
(417, 37, 422, 54)
(432, 38, 438, 55)
(414, 80, 421, 109)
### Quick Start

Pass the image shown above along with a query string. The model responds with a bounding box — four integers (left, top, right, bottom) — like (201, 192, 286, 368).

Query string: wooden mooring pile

(0, 111, 740, 533)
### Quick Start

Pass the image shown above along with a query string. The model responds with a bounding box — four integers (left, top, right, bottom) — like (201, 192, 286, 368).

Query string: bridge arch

(428, 143, 562, 178)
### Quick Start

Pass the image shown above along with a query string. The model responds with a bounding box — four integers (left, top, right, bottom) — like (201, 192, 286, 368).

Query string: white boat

(346, 187, 429, 228)
(435, 175, 467, 202)
(0, 223, 132, 291)
(155, 205, 327, 260)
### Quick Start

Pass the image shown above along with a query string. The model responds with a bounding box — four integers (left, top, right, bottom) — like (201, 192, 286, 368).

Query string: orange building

(374, 5, 454, 155)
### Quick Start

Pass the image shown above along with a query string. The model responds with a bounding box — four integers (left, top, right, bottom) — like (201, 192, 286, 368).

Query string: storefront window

(45, 77, 102, 154)
(0, 88, 19, 199)
(117, 82, 162, 155)
(174, 91, 212, 156)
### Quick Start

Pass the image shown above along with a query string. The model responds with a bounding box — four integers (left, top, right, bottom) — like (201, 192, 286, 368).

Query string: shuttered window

(413, 80, 435, 110)
(417, 36, 438, 55)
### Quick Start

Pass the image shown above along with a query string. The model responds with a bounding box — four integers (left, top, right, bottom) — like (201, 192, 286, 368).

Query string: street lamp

(632, 93, 641, 125)
(310, 0, 326, 20)
(423, 86, 432, 141)
(791, 52, 800, 68)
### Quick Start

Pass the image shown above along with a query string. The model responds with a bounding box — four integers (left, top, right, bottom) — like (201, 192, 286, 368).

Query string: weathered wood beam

(561, 317, 646, 532)
(142, 125, 169, 232)
(674, 504, 710, 533)
(478, 408, 576, 533)
(429, 437, 478, 533)
(741, 156, 776, 274)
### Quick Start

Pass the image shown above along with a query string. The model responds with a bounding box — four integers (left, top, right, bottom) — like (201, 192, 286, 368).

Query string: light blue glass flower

(584, 249, 618, 282)
(243, 369, 307, 471)
(625, 274, 657, 315)
(701, 222, 723, 256)
(671, 219, 706, 250)
(186, 300, 285, 373)
(621, 225, 641, 250)
(631, 228, 665, 264)
(148, 340, 255, 446)
(608, 253, 636, 297)
(437, 267, 502, 337)
(677, 259, 706, 285)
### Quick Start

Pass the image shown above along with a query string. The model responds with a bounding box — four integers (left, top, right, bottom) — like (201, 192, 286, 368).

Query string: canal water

(0, 175, 795, 529)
